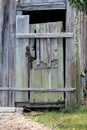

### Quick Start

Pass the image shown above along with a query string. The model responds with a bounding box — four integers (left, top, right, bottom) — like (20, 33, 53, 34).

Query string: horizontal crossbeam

(16, 2, 66, 11)
(16, 32, 74, 39)
(0, 87, 76, 92)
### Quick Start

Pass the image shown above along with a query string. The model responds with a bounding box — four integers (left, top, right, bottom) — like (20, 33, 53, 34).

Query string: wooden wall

(0, 0, 85, 108)
(0, 0, 16, 107)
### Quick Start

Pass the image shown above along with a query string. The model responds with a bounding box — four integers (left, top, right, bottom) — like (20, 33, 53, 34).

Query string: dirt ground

(0, 113, 49, 130)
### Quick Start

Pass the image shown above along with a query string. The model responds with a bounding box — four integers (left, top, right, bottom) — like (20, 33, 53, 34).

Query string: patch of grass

(25, 106, 87, 130)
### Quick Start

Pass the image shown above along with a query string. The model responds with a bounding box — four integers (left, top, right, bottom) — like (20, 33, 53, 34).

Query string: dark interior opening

(23, 10, 65, 26)
(23, 9, 66, 88)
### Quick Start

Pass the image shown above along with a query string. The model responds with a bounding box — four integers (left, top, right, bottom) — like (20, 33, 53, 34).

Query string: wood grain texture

(8, 0, 16, 107)
(65, 0, 76, 108)
(30, 22, 64, 103)
(0, 87, 76, 91)
(16, 32, 74, 38)
(0, 0, 16, 107)
(17, 2, 66, 11)
(2, 0, 9, 107)
(16, 15, 29, 102)
(0, 0, 3, 106)
(20, 0, 66, 4)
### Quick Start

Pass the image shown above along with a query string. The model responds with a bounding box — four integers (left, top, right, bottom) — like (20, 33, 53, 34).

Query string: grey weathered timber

(16, 103, 65, 108)
(36, 24, 40, 65)
(8, 0, 16, 107)
(0, 87, 76, 91)
(0, 0, 3, 106)
(16, 15, 29, 102)
(65, 0, 76, 108)
(20, 0, 66, 3)
(85, 15, 87, 87)
(57, 22, 64, 101)
(79, 13, 86, 100)
(2, 0, 9, 106)
(78, 12, 83, 101)
(29, 22, 64, 103)
(17, 2, 66, 11)
(47, 24, 51, 67)
(16, 32, 74, 38)
(0, 0, 16, 107)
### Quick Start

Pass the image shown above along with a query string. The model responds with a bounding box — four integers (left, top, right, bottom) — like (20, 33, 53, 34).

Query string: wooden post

(8, 0, 16, 107)
(65, 0, 76, 108)
(0, 0, 3, 106)
(75, 11, 82, 104)
(1, 0, 16, 107)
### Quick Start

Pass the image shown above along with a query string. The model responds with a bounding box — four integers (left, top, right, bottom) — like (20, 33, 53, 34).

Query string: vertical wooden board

(39, 23, 47, 64)
(33, 23, 49, 103)
(29, 24, 35, 58)
(65, 0, 76, 108)
(8, 0, 16, 107)
(57, 38, 64, 100)
(16, 15, 29, 102)
(49, 22, 59, 101)
(56, 22, 64, 100)
(29, 24, 35, 102)
(50, 23, 57, 61)
(2, 0, 10, 106)
(47, 23, 51, 67)
(49, 22, 64, 102)
(38, 23, 52, 102)
(29, 24, 36, 102)
(30, 24, 42, 103)
(30, 68, 42, 103)
(0, 0, 3, 106)
(36, 24, 40, 65)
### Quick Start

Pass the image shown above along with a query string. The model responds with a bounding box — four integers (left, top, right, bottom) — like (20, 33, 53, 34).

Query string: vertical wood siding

(16, 15, 29, 102)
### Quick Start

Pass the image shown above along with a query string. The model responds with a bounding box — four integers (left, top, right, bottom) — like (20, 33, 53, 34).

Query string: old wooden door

(16, 15, 64, 105)
(29, 22, 64, 103)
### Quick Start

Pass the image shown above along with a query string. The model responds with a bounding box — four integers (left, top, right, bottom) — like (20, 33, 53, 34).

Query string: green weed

(25, 106, 87, 130)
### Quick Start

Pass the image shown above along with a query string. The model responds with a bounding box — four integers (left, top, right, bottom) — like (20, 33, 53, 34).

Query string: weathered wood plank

(65, 0, 76, 108)
(21, 0, 66, 4)
(36, 24, 40, 65)
(47, 24, 51, 67)
(0, 0, 3, 106)
(29, 24, 42, 103)
(0, 87, 76, 91)
(16, 32, 74, 38)
(8, 0, 16, 107)
(16, 15, 29, 102)
(2, 0, 10, 106)
(20, 103, 65, 108)
(37, 23, 48, 103)
(0, 0, 16, 107)
(57, 22, 64, 101)
(17, 2, 66, 11)
(48, 23, 58, 102)
(51, 22, 64, 101)
(29, 24, 36, 103)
